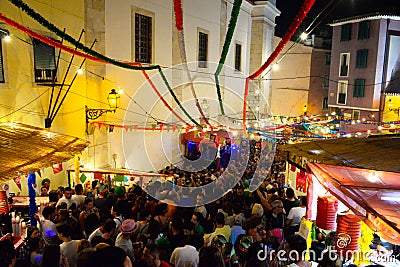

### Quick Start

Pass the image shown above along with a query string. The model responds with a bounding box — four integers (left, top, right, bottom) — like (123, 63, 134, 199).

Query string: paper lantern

(335, 212, 361, 258)
(0, 190, 9, 214)
(315, 196, 338, 230)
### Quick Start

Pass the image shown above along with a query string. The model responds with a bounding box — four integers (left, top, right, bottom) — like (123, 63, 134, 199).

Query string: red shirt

(160, 261, 172, 267)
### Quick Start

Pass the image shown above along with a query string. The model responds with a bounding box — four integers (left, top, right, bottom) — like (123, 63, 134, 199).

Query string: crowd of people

(0, 140, 399, 267)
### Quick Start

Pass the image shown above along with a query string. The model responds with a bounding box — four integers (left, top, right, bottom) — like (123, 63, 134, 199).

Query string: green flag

(114, 174, 125, 182)
(79, 173, 87, 184)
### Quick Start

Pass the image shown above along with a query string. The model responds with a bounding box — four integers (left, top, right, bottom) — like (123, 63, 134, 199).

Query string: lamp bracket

(85, 106, 115, 123)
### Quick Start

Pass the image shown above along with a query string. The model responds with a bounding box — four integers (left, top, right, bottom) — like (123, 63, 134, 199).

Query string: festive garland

(27, 173, 38, 227)
(8, 0, 155, 70)
(243, 78, 251, 131)
(4, 0, 201, 127)
(173, 0, 184, 31)
(173, 0, 211, 130)
(243, 0, 316, 130)
(0, 13, 192, 127)
(248, 0, 316, 79)
(127, 62, 193, 128)
(156, 66, 202, 128)
(214, 0, 242, 115)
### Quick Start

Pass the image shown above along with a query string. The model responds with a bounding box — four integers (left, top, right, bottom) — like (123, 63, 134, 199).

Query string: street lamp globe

(107, 89, 120, 110)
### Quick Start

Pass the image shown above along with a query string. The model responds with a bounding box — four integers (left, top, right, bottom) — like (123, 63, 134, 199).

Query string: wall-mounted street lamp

(86, 89, 120, 130)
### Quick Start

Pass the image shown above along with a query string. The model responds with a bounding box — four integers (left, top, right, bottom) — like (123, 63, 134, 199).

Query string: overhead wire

(3, 0, 393, 129)
(0, 88, 50, 120)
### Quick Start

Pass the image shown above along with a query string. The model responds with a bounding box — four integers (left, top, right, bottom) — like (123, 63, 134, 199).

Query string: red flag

(52, 163, 63, 174)
(13, 176, 22, 191)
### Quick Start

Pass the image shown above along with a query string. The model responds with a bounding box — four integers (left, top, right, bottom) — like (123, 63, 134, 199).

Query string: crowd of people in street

(0, 141, 399, 267)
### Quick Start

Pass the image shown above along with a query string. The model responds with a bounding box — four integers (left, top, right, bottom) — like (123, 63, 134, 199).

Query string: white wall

(104, 0, 255, 171)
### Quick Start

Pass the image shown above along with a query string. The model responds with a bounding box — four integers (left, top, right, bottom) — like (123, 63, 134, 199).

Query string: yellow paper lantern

(354, 221, 373, 266)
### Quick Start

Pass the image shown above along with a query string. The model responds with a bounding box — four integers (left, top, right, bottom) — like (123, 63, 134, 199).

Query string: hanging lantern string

(5, 0, 201, 128)
(173, 0, 211, 130)
(242, 0, 317, 131)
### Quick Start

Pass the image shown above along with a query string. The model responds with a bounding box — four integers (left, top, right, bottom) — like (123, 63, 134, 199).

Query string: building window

(198, 31, 208, 68)
(234, 43, 241, 71)
(135, 13, 152, 63)
(323, 74, 329, 88)
(353, 110, 360, 120)
(33, 38, 56, 82)
(358, 20, 370, 40)
(325, 53, 331, 65)
(356, 49, 368, 68)
(0, 37, 4, 83)
(353, 79, 365, 97)
(339, 53, 350, 77)
(341, 24, 352, 41)
(322, 97, 328, 110)
(337, 80, 348, 104)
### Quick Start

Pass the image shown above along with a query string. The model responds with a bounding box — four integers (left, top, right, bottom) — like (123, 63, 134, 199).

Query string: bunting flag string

(173, 0, 212, 130)
(0, 12, 191, 127)
(8, 0, 155, 70)
(242, 0, 316, 130)
(214, 0, 242, 115)
(125, 62, 193, 128)
(6, 0, 201, 128)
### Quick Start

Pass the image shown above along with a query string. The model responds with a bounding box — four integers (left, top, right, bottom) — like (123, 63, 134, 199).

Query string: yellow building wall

(0, 0, 107, 194)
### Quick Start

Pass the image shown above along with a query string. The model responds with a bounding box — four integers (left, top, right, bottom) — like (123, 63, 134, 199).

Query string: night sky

(275, 0, 400, 38)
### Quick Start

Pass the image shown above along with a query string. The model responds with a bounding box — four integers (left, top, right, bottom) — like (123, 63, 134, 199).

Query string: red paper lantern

(315, 196, 338, 230)
(335, 213, 361, 258)
(0, 191, 9, 214)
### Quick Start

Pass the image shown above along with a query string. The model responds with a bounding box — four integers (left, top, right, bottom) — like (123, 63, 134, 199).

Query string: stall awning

(279, 134, 400, 173)
(0, 122, 89, 182)
(308, 162, 400, 244)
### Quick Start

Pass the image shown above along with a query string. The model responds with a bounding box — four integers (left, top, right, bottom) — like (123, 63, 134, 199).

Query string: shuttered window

(0, 38, 4, 83)
(358, 21, 370, 40)
(33, 38, 56, 82)
(339, 53, 350, 77)
(323, 74, 329, 88)
(337, 81, 348, 104)
(135, 13, 152, 63)
(356, 49, 368, 68)
(341, 24, 352, 41)
(198, 32, 208, 68)
(235, 43, 241, 71)
(325, 53, 331, 65)
(353, 79, 365, 97)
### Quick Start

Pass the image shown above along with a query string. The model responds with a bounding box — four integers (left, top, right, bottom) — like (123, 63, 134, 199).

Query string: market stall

(278, 134, 400, 261)
(0, 122, 89, 248)
(307, 163, 400, 245)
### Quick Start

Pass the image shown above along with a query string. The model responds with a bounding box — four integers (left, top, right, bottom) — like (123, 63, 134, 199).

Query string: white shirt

(287, 207, 306, 226)
(170, 245, 199, 267)
(88, 227, 103, 242)
(194, 206, 207, 220)
(39, 218, 57, 245)
(56, 195, 79, 210)
(75, 194, 86, 208)
(60, 240, 79, 267)
(116, 232, 135, 262)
